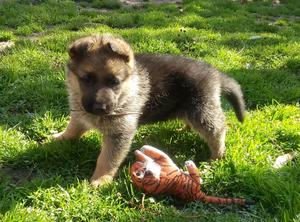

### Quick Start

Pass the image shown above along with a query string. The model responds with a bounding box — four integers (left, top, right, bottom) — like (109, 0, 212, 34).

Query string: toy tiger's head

(130, 150, 161, 193)
(130, 161, 145, 186)
(130, 146, 180, 195)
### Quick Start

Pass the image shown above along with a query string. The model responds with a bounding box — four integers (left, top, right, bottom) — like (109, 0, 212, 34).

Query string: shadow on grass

(0, 135, 299, 221)
(0, 120, 212, 213)
(0, 138, 98, 214)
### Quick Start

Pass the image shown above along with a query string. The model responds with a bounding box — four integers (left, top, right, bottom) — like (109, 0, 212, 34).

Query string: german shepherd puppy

(54, 34, 245, 187)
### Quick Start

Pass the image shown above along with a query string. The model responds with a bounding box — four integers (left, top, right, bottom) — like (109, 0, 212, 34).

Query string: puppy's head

(67, 34, 135, 115)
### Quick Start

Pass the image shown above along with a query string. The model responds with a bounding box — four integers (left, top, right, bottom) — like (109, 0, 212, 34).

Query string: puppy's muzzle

(92, 102, 109, 115)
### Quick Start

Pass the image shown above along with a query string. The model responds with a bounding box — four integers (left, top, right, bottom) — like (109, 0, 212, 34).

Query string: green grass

(0, 0, 300, 221)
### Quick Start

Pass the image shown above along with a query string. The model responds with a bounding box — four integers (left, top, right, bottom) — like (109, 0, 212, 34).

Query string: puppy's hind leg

(53, 115, 87, 141)
(185, 106, 227, 161)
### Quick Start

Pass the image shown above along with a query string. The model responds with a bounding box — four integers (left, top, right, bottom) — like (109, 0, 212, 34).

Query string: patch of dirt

(78, 6, 111, 14)
(0, 166, 37, 184)
(19, 32, 44, 41)
(79, 0, 182, 12)
(120, 0, 182, 6)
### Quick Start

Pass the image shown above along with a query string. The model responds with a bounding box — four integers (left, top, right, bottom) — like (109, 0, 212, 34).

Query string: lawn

(0, 0, 299, 221)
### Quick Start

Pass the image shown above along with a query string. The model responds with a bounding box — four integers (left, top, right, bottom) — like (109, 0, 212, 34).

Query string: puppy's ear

(68, 36, 99, 60)
(68, 40, 88, 60)
(103, 36, 133, 63)
(106, 41, 130, 62)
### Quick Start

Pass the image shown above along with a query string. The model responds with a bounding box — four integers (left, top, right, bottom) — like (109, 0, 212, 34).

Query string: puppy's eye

(80, 73, 95, 85)
(105, 75, 120, 87)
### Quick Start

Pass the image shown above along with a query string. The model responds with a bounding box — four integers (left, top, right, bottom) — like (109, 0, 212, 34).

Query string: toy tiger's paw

(140, 145, 177, 167)
(140, 145, 152, 152)
(185, 160, 196, 168)
(185, 160, 203, 184)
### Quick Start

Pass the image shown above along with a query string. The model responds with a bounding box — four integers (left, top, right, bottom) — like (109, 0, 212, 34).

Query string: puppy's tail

(220, 73, 246, 122)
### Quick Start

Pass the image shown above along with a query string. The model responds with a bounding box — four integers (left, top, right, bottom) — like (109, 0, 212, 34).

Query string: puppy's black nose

(93, 102, 107, 114)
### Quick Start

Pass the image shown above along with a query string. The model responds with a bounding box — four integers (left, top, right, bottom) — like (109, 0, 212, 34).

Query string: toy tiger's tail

(202, 195, 246, 205)
(197, 192, 246, 205)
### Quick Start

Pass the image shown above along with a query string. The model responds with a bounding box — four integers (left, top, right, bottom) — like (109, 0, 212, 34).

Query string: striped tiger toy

(130, 145, 250, 204)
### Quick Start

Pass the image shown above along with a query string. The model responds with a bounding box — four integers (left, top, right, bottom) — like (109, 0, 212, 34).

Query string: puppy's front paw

(52, 131, 66, 141)
(210, 150, 226, 162)
(90, 175, 113, 188)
